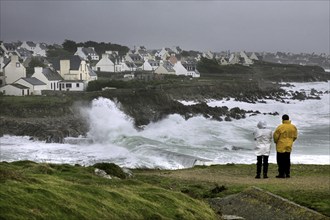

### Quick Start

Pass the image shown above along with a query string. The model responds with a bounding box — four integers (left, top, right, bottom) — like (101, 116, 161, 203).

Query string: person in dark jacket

(273, 114, 298, 178)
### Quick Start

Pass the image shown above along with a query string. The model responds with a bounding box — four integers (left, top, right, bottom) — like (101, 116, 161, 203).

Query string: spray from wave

(1, 82, 329, 169)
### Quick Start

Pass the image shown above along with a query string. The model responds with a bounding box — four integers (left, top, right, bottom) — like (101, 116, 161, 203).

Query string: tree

(62, 39, 77, 54)
(26, 57, 46, 76)
(46, 48, 72, 58)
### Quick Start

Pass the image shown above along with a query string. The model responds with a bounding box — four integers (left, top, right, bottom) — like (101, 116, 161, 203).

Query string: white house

(31, 67, 63, 91)
(52, 55, 98, 83)
(203, 51, 214, 59)
(15, 47, 33, 61)
(154, 61, 175, 75)
(14, 77, 47, 95)
(20, 41, 36, 52)
(182, 60, 200, 78)
(156, 48, 171, 60)
(94, 54, 115, 72)
(125, 53, 143, 64)
(219, 57, 229, 65)
(142, 60, 159, 71)
(173, 61, 188, 76)
(0, 83, 30, 96)
(121, 61, 137, 72)
(3, 55, 26, 84)
(240, 51, 253, 65)
(249, 52, 259, 61)
(1, 42, 19, 54)
(75, 47, 99, 61)
(33, 43, 47, 57)
(58, 80, 85, 92)
(228, 53, 241, 64)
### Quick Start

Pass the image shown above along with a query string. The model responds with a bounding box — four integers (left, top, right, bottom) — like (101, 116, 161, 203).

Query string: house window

(16, 62, 20, 67)
(51, 83, 53, 90)
(76, 83, 80, 87)
(66, 83, 72, 88)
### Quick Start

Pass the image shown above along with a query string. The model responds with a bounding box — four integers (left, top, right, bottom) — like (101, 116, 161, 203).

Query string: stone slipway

(208, 187, 329, 220)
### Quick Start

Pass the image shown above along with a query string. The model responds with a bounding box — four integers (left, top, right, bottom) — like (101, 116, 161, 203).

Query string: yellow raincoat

(273, 120, 298, 153)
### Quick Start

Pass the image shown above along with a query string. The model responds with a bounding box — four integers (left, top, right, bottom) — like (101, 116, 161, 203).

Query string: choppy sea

(1, 81, 329, 169)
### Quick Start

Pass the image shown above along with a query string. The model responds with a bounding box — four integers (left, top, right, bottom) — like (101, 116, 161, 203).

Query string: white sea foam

(1, 82, 329, 169)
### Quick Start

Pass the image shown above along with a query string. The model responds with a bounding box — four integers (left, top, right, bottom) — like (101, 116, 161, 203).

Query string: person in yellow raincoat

(273, 114, 298, 178)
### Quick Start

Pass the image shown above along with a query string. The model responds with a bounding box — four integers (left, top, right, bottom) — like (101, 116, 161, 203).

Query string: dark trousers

(277, 152, 291, 177)
(256, 155, 269, 176)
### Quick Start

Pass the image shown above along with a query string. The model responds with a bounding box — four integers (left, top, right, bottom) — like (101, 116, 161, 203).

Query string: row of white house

(92, 51, 200, 78)
(1, 41, 48, 58)
(0, 55, 97, 96)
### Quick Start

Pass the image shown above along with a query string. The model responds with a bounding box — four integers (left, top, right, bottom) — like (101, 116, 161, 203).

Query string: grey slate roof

(87, 65, 97, 76)
(11, 83, 30, 89)
(21, 77, 46, 85)
(82, 47, 98, 56)
(16, 47, 33, 58)
(51, 55, 83, 71)
(162, 61, 175, 72)
(3, 58, 12, 69)
(42, 68, 63, 81)
(3, 43, 18, 51)
(125, 61, 136, 68)
(26, 41, 36, 47)
(39, 43, 47, 50)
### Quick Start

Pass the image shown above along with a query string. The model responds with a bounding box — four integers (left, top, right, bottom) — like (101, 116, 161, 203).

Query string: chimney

(60, 59, 70, 76)
(11, 54, 19, 62)
(102, 54, 108, 59)
(34, 66, 43, 74)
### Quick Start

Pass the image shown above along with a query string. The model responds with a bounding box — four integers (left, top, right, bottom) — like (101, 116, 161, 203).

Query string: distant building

(3, 55, 26, 85)
(75, 47, 99, 61)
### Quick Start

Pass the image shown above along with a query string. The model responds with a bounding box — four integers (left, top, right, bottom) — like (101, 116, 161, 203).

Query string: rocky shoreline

(0, 78, 327, 143)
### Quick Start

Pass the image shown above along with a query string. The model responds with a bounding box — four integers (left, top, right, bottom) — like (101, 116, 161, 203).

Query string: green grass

(134, 164, 330, 217)
(0, 161, 217, 220)
(1, 162, 329, 219)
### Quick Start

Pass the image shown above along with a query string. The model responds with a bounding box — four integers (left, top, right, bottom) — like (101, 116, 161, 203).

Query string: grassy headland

(0, 161, 217, 220)
(0, 162, 329, 219)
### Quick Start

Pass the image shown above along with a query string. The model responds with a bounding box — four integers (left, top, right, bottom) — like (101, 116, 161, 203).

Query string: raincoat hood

(257, 121, 267, 129)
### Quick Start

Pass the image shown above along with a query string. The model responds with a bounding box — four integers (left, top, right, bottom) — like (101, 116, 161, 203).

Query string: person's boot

(276, 174, 285, 178)
(255, 174, 261, 179)
(263, 173, 268, 179)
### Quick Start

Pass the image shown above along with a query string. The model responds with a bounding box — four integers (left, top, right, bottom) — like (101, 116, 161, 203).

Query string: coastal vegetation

(1, 161, 329, 219)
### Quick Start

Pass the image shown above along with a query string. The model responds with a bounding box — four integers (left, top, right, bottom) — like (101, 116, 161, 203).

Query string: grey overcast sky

(0, 0, 329, 54)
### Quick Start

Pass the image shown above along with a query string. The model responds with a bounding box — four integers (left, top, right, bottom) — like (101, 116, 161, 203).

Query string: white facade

(94, 54, 115, 72)
(34, 43, 47, 57)
(0, 84, 30, 96)
(173, 61, 188, 76)
(59, 58, 97, 82)
(15, 77, 47, 95)
(250, 52, 259, 61)
(156, 48, 170, 60)
(20, 41, 36, 52)
(75, 47, 99, 61)
(154, 61, 175, 75)
(121, 62, 137, 72)
(31, 67, 63, 91)
(59, 81, 85, 91)
(240, 51, 253, 65)
(142, 60, 159, 71)
(3, 55, 26, 84)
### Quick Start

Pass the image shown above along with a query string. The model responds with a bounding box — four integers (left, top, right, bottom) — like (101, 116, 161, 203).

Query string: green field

(1, 161, 329, 219)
